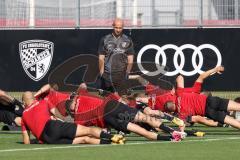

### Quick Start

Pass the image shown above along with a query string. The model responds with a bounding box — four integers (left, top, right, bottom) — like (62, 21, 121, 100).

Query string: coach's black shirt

(98, 33, 135, 74)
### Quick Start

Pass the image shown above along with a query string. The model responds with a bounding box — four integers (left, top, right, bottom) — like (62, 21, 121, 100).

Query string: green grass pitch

(0, 125, 240, 160)
(0, 91, 240, 160)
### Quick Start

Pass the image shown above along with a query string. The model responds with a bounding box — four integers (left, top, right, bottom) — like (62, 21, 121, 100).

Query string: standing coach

(98, 18, 135, 96)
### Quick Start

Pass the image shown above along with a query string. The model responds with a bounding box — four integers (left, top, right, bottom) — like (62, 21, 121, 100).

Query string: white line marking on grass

(0, 137, 240, 153)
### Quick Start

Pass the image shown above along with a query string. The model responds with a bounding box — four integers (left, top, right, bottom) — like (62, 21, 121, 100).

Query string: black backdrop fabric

(0, 28, 239, 91)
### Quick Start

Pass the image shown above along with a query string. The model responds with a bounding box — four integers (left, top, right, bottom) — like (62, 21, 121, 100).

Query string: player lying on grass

(120, 92, 184, 127)
(21, 91, 124, 144)
(35, 83, 187, 141)
(174, 69, 228, 127)
(64, 91, 186, 142)
(163, 66, 240, 130)
(34, 84, 185, 142)
(35, 82, 184, 128)
(129, 69, 225, 128)
(0, 89, 23, 126)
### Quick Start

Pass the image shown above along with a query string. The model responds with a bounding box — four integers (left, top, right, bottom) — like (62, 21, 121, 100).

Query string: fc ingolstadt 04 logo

(19, 40, 54, 81)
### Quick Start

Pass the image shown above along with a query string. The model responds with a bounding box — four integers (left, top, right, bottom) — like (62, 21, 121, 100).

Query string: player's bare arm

(50, 108, 65, 121)
(196, 66, 224, 83)
(34, 84, 52, 97)
(176, 75, 184, 88)
(129, 75, 149, 86)
(0, 89, 15, 105)
(22, 130, 31, 144)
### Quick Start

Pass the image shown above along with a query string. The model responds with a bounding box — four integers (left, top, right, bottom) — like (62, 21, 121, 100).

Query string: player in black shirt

(98, 18, 135, 96)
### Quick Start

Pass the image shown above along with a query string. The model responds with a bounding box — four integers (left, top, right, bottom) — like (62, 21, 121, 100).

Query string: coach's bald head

(112, 18, 124, 37)
(22, 91, 34, 107)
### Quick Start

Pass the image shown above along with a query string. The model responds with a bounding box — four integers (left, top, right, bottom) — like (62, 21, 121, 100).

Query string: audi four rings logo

(137, 44, 222, 76)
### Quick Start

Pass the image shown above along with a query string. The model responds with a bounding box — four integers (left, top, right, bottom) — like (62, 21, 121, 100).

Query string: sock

(185, 130, 195, 136)
(159, 124, 174, 133)
(217, 122, 224, 127)
(12, 98, 23, 106)
(162, 113, 174, 121)
(100, 139, 111, 144)
(100, 131, 113, 140)
(157, 135, 172, 141)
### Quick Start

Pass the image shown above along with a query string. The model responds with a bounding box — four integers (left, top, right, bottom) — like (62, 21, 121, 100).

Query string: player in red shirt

(128, 75, 184, 126)
(65, 92, 186, 142)
(34, 84, 71, 120)
(35, 83, 185, 141)
(21, 91, 125, 144)
(164, 66, 240, 130)
(130, 72, 219, 127)
(175, 74, 220, 127)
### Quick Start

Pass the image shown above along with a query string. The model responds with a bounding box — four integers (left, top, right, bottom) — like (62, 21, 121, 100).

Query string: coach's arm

(99, 55, 105, 76)
(126, 55, 134, 75)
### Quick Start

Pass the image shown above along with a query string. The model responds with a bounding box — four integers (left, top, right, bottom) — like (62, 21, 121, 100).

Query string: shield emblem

(19, 40, 54, 81)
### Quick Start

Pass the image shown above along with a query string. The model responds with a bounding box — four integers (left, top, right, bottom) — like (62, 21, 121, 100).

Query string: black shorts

(0, 103, 15, 112)
(0, 103, 23, 117)
(135, 102, 148, 113)
(41, 120, 77, 144)
(205, 96, 229, 124)
(98, 72, 128, 95)
(103, 100, 138, 132)
(0, 109, 17, 125)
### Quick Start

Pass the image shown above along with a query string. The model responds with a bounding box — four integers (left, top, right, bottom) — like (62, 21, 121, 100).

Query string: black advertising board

(0, 28, 239, 91)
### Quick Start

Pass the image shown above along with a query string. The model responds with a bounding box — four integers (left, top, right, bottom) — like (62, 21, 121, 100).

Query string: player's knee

(134, 112, 147, 122)
(14, 117, 22, 126)
(143, 108, 152, 115)
(82, 136, 91, 144)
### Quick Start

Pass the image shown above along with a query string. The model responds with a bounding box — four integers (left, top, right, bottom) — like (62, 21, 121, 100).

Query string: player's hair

(201, 91, 212, 97)
(164, 101, 175, 112)
(50, 83, 59, 91)
(234, 97, 240, 103)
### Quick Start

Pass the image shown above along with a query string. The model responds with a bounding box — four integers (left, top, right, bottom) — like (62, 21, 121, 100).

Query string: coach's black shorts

(104, 100, 138, 132)
(205, 96, 229, 124)
(41, 120, 77, 144)
(98, 72, 128, 95)
(0, 104, 17, 125)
